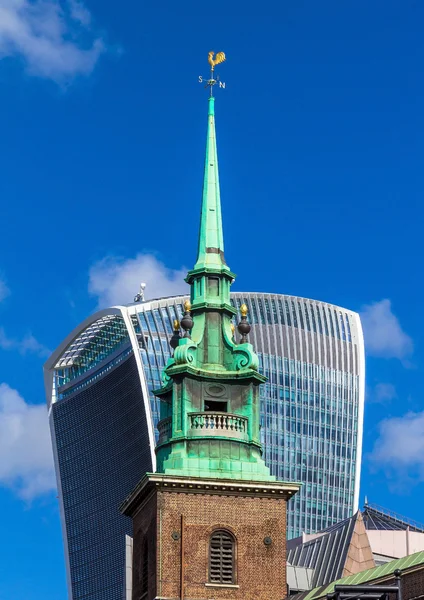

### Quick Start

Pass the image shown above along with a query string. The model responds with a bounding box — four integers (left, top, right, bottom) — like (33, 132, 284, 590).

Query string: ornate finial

(181, 301, 194, 338)
(199, 51, 226, 96)
(170, 320, 181, 352)
(237, 304, 251, 344)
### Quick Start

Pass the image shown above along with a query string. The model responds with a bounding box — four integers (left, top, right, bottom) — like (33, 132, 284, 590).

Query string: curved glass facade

(50, 354, 152, 600)
(45, 291, 364, 600)
(132, 292, 364, 538)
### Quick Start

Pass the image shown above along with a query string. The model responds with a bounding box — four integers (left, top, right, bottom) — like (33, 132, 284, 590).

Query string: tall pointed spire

(186, 95, 234, 313)
(153, 55, 275, 483)
(194, 96, 228, 273)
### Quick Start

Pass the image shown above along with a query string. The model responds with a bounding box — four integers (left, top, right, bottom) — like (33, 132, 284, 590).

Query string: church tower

(121, 56, 299, 600)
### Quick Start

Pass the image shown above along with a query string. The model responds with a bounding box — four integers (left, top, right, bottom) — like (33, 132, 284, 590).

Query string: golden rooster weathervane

(199, 51, 226, 96)
(208, 51, 226, 72)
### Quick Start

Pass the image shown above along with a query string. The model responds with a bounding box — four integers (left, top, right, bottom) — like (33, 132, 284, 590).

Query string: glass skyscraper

(45, 291, 365, 600)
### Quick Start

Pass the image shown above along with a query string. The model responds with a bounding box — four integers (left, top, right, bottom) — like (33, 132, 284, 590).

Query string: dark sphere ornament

(237, 320, 251, 336)
(170, 319, 181, 351)
(237, 303, 251, 343)
(181, 300, 193, 338)
(263, 536, 272, 546)
(171, 531, 181, 541)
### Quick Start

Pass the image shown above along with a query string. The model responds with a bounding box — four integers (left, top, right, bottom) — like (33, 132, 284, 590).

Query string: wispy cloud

(360, 299, 413, 361)
(0, 0, 105, 82)
(372, 382, 397, 404)
(88, 253, 189, 309)
(370, 410, 424, 485)
(0, 327, 50, 358)
(0, 276, 10, 302)
(68, 0, 91, 26)
(0, 383, 55, 500)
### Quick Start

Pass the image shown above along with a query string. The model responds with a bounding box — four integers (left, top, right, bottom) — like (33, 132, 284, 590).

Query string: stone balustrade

(158, 412, 249, 444)
(188, 412, 248, 440)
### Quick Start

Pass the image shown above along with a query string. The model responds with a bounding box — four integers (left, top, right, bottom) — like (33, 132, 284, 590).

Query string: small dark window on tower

(204, 399, 227, 412)
(209, 530, 235, 584)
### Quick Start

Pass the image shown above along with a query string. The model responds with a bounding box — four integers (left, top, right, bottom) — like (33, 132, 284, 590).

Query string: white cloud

(0, 383, 55, 499)
(19, 333, 51, 357)
(373, 383, 397, 404)
(371, 411, 424, 483)
(68, 0, 91, 26)
(0, 277, 10, 302)
(0, 327, 50, 358)
(0, 327, 14, 350)
(360, 299, 413, 360)
(89, 253, 189, 309)
(0, 0, 104, 82)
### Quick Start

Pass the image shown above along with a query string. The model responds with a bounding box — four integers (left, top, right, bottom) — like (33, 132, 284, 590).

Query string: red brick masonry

(122, 475, 299, 600)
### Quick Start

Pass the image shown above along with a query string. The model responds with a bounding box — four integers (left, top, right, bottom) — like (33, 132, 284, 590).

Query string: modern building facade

(44, 291, 365, 600)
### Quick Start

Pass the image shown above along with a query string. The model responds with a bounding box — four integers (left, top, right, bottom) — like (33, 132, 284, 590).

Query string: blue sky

(0, 0, 423, 597)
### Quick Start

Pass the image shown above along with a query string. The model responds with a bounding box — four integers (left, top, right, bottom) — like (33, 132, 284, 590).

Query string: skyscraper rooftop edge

(44, 291, 362, 371)
(68, 291, 361, 314)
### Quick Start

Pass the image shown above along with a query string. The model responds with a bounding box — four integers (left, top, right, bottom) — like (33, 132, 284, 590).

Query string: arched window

(209, 530, 235, 584)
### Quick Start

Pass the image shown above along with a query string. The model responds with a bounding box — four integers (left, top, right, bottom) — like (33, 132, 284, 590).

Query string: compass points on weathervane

(198, 51, 226, 95)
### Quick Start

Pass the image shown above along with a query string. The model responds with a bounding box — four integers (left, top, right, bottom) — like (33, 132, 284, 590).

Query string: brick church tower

(121, 58, 299, 600)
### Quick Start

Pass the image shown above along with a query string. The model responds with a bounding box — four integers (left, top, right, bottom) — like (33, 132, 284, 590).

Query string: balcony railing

(188, 412, 248, 440)
(157, 416, 172, 444)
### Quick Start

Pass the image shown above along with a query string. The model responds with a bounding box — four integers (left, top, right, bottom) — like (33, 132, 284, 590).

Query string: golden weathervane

(199, 51, 227, 95)
(208, 51, 226, 72)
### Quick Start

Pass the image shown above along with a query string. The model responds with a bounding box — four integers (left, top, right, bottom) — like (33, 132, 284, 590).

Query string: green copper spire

(153, 91, 275, 483)
(186, 97, 234, 314)
(194, 96, 227, 273)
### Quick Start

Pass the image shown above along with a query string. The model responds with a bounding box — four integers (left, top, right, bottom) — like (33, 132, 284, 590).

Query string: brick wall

(377, 570, 424, 600)
(132, 491, 157, 600)
(133, 488, 288, 600)
(402, 568, 424, 600)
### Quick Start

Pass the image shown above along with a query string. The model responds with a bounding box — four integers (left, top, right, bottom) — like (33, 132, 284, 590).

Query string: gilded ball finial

(237, 304, 251, 344)
(240, 303, 248, 317)
(170, 320, 181, 351)
(181, 300, 193, 338)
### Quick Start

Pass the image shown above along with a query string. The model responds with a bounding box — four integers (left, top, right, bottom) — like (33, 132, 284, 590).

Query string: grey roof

(363, 503, 424, 533)
(287, 512, 359, 588)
